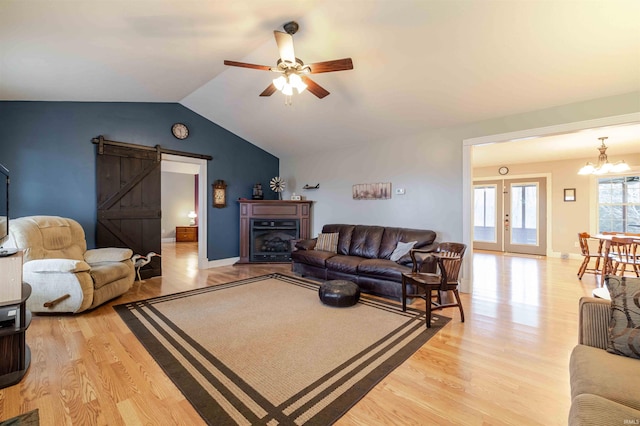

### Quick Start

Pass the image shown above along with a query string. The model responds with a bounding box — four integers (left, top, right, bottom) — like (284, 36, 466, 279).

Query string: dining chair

(577, 232, 606, 279)
(401, 242, 466, 328)
(599, 232, 618, 275)
(609, 236, 640, 277)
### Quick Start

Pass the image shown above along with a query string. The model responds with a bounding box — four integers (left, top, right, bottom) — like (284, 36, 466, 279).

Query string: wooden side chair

(401, 242, 466, 328)
(577, 232, 605, 279)
(609, 237, 640, 277)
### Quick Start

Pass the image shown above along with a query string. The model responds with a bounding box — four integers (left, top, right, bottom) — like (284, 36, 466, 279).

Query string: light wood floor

(0, 244, 603, 425)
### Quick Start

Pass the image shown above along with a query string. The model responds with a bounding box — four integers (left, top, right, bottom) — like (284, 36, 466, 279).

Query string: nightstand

(176, 226, 198, 242)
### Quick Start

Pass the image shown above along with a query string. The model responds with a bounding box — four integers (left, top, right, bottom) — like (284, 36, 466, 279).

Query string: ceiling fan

(224, 21, 354, 102)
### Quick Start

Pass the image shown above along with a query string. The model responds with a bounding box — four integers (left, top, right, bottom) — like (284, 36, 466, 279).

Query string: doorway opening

(161, 154, 208, 269)
(462, 112, 640, 293)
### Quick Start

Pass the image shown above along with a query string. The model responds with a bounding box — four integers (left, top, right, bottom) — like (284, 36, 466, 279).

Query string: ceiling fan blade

(308, 58, 354, 74)
(274, 31, 296, 64)
(301, 76, 330, 99)
(259, 83, 277, 97)
(223, 60, 272, 71)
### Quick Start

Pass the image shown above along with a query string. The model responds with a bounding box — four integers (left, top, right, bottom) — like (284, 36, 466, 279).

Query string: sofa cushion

(348, 225, 385, 259)
(85, 247, 133, 264)
(605, 275, 640, 359)
(569, 393, 640, 426)
(315, 232, 339, 253)
(570, 344, 640, 412)
(23, 258, 91, 274)
(291, 249, 336, 268)
(90, 262, 133, 290)
(390, 241, 417, 262)
(321, 224, 355, 255)
(295, 239, 317, 251)
(326, 255, 366, 274)
(358, 259, 410, 280)
(378, 227, 437, 260)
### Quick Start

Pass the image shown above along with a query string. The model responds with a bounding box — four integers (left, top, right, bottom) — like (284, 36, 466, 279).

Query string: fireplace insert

(250, 219, 300, 262)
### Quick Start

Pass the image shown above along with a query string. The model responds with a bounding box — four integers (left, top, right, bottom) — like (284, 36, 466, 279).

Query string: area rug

(0, 409, 39, 426)
(114, 274, 449, 425)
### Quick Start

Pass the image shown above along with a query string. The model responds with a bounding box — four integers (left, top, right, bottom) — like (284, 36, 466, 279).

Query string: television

(0, 163, 17, 256)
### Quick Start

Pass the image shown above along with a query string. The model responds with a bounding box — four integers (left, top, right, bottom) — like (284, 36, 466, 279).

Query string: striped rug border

(114, 273, 449, 425)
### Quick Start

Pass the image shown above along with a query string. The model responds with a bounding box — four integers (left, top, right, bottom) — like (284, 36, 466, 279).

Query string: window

(510, 183, 538, 245)
(597, 175, 640, 233)
(473, 185, 496, 242)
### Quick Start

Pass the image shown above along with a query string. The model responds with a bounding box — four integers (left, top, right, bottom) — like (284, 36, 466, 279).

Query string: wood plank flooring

(0, 244, 602, 425)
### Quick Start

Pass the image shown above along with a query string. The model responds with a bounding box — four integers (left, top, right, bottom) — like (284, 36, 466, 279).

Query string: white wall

(280, 134, 462, 241)
(279, 92, 640, 245)
(161, 171, 195, 239)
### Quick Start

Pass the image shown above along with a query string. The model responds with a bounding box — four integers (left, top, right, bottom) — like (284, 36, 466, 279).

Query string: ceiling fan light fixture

(273, 75, 286, 91)
(224, 21, 353, 102)
(282, 84, 293, 96)
(289, 73, 307, 93)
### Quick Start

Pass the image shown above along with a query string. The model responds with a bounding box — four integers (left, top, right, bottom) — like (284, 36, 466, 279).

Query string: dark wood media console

(238, 200, 313, 264)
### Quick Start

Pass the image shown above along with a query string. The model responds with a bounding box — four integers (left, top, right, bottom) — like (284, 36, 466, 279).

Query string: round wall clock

(171, 123, 189, 140)
(498, 166, 509, 175)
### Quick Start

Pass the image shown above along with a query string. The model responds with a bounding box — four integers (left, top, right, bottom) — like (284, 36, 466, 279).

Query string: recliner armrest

(85, 247, 133, 264)
(23, 258, 91, 274)
(578, 296, 611, 349)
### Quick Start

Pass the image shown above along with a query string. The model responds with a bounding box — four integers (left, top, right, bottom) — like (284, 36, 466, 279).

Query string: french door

(473, 177, 547, 255)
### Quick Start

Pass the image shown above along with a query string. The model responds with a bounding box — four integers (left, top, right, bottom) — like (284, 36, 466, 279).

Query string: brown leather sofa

(291, 224, 437, 301)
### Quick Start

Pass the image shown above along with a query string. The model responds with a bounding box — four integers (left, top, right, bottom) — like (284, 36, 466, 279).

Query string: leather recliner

(7, 215, 135, 313)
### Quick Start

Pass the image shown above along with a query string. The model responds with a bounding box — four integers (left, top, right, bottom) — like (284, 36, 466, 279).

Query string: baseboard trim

(206, 257, 240, 268)
(161, 237, 176, 243)
(549, 251, 582, 260)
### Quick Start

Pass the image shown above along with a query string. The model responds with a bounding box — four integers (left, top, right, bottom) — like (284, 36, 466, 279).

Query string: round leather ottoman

(318, 280, 360, 307)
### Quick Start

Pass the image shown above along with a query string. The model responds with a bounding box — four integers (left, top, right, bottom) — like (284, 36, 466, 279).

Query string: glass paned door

(473, 180, 502, 251)
(504, 178, 547, 255)
(473, 177, 547, 255)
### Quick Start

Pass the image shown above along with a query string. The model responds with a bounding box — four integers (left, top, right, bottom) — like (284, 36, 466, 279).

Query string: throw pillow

(390, 241, 417, 262)
(605, 275, 640, 359)
(315, 232, 339, 253)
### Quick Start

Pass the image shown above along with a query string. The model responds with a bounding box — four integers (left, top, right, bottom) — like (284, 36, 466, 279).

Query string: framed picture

(564, 188, 576, 202)
(352, 182, 392, 200)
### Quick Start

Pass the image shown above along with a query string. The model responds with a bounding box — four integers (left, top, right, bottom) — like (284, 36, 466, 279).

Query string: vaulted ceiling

(1, 0, 639, 160)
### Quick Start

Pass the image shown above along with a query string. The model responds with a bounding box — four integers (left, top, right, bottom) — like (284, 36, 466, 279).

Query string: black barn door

(96, 143, 162, 279)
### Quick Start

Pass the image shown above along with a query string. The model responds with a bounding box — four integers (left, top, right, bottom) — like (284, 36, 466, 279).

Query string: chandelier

(577, 137, 630, 175)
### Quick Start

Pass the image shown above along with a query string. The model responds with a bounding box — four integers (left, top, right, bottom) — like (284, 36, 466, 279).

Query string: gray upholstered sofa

(291, 224, 436, 301)
(569, 297, 640, 425)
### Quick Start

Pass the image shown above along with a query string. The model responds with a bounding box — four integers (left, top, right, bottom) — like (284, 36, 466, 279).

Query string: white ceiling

(1, 0, 639, 160)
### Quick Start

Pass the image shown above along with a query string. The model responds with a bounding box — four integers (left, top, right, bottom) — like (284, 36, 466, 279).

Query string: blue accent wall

(0, 101, 279, 260)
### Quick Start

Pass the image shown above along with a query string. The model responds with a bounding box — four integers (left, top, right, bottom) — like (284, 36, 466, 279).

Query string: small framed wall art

(564, 188, 576, 202)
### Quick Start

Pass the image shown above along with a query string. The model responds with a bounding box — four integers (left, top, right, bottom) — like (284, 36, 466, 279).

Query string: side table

(0, 283, 32, 388)
(176, 226, 198, 242)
